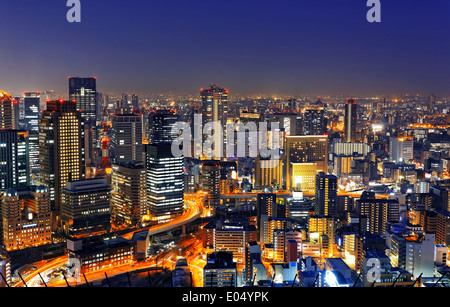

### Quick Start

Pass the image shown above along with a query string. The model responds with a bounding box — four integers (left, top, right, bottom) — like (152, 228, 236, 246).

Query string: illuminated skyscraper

(344, 99, 357, 143)
(315, 172, 338, 217)
(0, 91, 14, 130)
(201, 160, 220, 207)
(69, 77, 97, 123)
(39, 100, 85, 229)
(0, 130, 30, 190)
(111, 161, 147, 227)
(111, 114, 143, 164)
(201, 84, 228, 158)
(145, 144, 184, 221)
(23, 92, 41, 181)
(147, 110, 179, 145)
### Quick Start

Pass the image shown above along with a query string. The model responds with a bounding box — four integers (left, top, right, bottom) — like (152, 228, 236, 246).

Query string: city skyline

(1, 1, 450, 97)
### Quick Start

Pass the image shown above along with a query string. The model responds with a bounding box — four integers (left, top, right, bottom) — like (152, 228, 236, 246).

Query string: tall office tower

(131, 94, 139, 111)
(0, 130, 30, 190)
(111, 161, 147, 227)
(200, 160, 220, 207)
(344, 99, 357, 143)
(145, 144, 184, 222)
(111, 114, 143, 164)
(286, 135, 328, 191)
(0, 248, 11, 287)
(309, 215, 335, 258)
(203, 252, 237, 287)
(314, 172, 338, 217)
(302, 108, 327, 135)
(0, 91, 14, 129)
(147, 110, 179, 145)
(389, 137, 414, 163)
(69, 77, 97, 123)
(1, 186, 51, 251)
(355, 192, 400, 235)
(61, 178, 111, 238)
(39, 99, 85, 229)
(23, 92, 41, 182)
(201, 85, 228, 158)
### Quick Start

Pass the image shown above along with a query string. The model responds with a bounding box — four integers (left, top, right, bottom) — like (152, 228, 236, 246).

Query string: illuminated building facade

(23, 92, 41, 182)
(111, 161, 147, 227)
(315, 172, 338, 217)
(389, 137, 414, 163)
(255, 156, 283, 190)
(309, 215, 335, 258)
(0, 91, 14, 130)
(69, 77, 97, 123)
(291, 163, 317, 191)
(68, 237, 136, 274)
(39, 99, 85, 230)
(147, 110, 179, 145)
(145, 144, 184, 221)
(1, 186, 51, 251)
(203, 252, 237, 287)
(355, 192, 400, 235)
(201, 85, 228, 158)
(0, 130, 30, 190)
(61, 178, 111, 238)
(344, 99, 357, 143)
(111, 114, 143, 164)
(302, 108, 327, 135)
(286, 135, 328, 191)
(213, 223, 257, 264)
(200, 160, 220, 207)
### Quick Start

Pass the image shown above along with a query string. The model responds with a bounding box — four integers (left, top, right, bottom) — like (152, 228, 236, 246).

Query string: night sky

(1, 0, 450, 97)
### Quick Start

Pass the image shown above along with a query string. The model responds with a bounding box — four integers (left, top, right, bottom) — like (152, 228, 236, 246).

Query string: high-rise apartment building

(355, 192, 400, 235)
(309, 215, 335, 258)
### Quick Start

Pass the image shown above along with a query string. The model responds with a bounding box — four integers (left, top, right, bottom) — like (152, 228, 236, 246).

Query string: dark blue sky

(1, 0, 450, 97)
